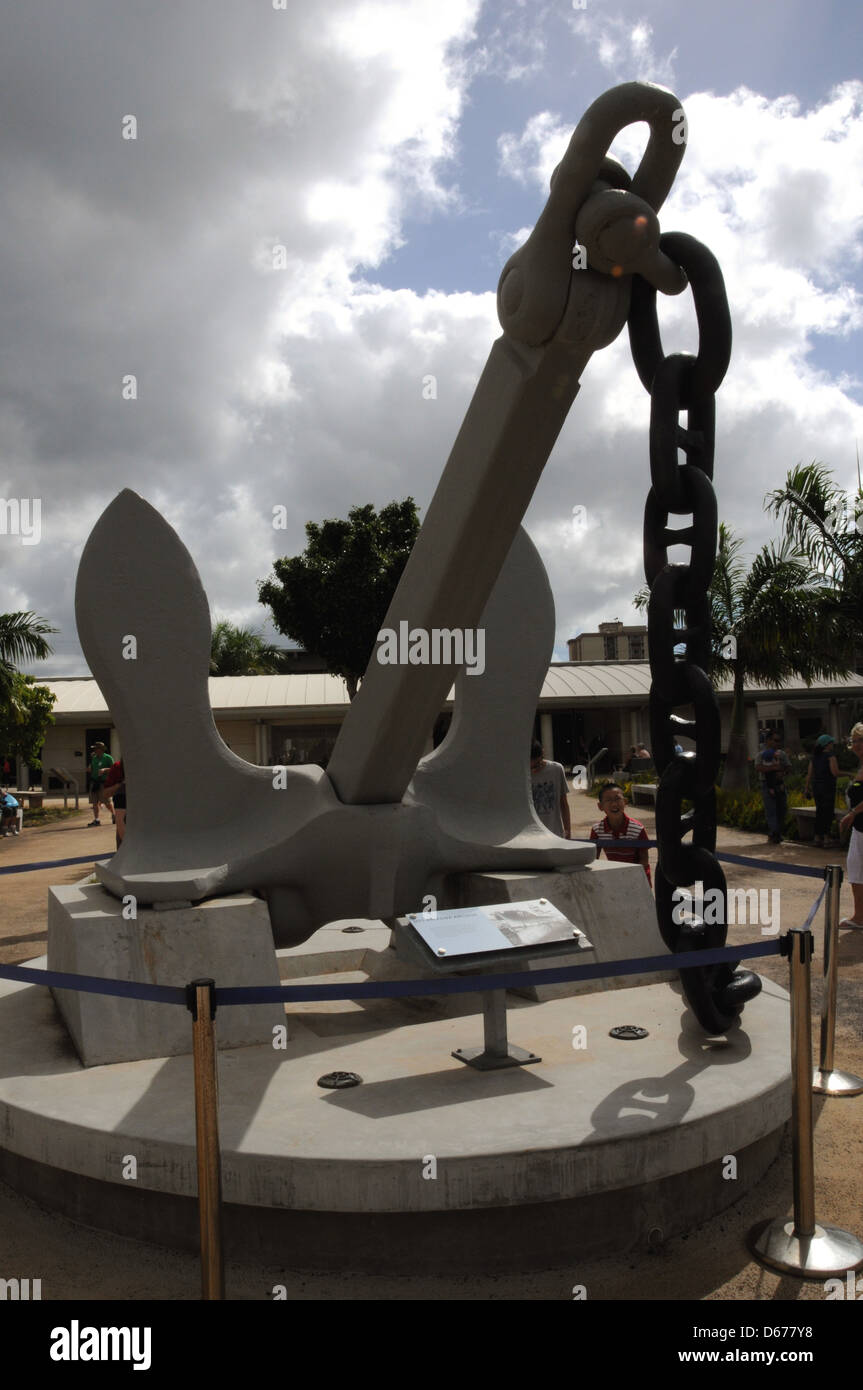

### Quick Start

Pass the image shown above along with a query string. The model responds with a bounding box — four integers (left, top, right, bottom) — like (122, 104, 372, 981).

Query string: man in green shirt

(88, 741, 115, 827)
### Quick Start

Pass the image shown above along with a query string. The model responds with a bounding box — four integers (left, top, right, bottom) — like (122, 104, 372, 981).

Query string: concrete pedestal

(0, 962, 790, 1272)
(47, 885, 284, 1066)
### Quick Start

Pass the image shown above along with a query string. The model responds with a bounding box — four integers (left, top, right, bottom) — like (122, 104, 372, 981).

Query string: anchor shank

(328, 331, 593, 806)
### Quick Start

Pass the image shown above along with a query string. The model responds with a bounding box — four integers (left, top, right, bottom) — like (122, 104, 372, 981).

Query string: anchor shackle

(497, 81, 688, 348)
(575, 189, 688, 297)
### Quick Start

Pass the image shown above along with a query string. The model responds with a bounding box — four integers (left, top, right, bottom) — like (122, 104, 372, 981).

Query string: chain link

(628, 233, 762, 1033)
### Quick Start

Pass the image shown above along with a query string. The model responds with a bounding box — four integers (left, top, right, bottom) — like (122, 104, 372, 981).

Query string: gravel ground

(0, 798, 861, 1304)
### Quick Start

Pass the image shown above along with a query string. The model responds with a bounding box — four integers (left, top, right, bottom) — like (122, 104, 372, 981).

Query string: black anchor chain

(628, 232, 762, 1033)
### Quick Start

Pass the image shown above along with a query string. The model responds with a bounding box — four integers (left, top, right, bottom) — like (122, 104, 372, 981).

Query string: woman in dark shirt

(839, 723, 863, 929)
(804, 734, 839, 847)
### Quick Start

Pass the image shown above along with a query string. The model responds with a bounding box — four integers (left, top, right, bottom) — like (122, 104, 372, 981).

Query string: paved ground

(0, 795, 861, 1301)
(0, 808, 113, 962)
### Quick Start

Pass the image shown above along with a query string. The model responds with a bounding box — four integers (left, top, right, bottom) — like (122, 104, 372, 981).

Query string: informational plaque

(406, 899, 591, 960)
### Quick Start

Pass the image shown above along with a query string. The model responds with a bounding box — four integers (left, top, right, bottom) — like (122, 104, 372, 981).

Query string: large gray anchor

(77, 82, 687, 948)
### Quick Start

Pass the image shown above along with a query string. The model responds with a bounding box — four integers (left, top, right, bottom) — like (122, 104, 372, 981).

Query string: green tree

(765, 460, 863, 657)
(0, 612, 56, 706)
(258, 499, 421, 699)
(0, 674, 56, 775)
(635, 524, 852, 791)
(710, 525, 851, 789)
(209, 620, 288, 676)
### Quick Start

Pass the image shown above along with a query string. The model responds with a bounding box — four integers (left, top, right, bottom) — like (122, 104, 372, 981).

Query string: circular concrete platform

(0, 966, 791, 1272)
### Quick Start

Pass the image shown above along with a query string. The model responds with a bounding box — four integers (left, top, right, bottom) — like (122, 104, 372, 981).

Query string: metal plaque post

(452, 973, 541, 1071)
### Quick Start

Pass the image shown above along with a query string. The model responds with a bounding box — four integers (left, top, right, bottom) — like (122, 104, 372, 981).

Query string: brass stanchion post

(813, 863, 863, 1095)
(748, 928, 863, 1276)
(187, 977, 224, 1300)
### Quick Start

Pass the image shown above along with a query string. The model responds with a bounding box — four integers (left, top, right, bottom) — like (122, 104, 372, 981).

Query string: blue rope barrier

(0, 853, 101, 876)
(0, 844, 838, 883)
(0, 938, 784, 1005)
(716, 851, 828, 880)
(0, 962, 186, 1004)
(216, 939, 784, 1005)
(0, 845, 661, 870)
(592, 837, 831, 879)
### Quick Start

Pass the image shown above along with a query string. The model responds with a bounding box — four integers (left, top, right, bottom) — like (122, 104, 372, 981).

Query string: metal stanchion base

(452, 1044, 541, 1071)
(812, 1067, 863, 1096)
(748, 1218, 863, 1278)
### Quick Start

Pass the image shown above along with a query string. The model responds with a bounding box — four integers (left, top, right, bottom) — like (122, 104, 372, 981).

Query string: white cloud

(489, 225, 533, 263)
(0, 2, 481, 674)
(465, 0, 554, 84)
(497, 111, 572, 187)
(4, 4, 862, 687)
(569, 11, 678, 87)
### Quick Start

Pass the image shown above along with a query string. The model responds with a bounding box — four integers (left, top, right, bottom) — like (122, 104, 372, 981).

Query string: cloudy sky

(2, 0, 862, 677)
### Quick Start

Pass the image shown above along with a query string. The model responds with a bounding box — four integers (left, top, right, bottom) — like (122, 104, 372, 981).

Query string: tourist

(755, 730, 790, 844)
(804, 734, 839, 848)
(0, 789, 20, 836)
(87, 741, 115, 827)
(630, 743, 653, 770)
(104, 758, 126, 848)
(589, 781, 651, 883)
(839, 723, 863, 930)
(529, 739, 571, 839)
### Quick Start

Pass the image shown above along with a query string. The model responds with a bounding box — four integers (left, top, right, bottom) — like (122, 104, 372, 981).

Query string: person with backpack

(0, 789, 20, 836)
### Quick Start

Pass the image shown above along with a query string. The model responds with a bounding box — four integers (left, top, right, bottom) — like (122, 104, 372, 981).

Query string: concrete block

(449, 861, 674, 1000)
(47, 884, 284, 1066)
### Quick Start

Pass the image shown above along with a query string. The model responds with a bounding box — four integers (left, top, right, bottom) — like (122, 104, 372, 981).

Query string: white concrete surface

(0, 961, 790, 1214)
(47, 885, 285, 1065)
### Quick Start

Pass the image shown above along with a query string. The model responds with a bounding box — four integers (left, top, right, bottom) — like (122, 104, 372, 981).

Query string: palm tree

(635, 526, 852, 791)
(0, 612, 56, 707)
(765, 459, 863, 662)
(711, 525, 851, 789)
(209, 620, 288, 676)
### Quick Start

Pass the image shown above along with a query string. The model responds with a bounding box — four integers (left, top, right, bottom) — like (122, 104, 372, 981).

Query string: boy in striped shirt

(589, 781, 651, 884)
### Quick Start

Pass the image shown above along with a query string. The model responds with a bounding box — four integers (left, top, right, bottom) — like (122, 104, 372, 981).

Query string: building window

(603, 635, 618, 661)
(628, 635, 645, 660)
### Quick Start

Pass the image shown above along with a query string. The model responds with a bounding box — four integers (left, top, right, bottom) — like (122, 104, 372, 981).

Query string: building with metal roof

(30, 663, 863, 793)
